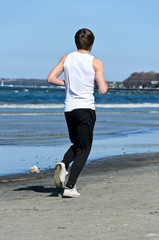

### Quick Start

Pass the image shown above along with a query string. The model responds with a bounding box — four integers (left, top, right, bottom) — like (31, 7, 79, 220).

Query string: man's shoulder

(59, 54, 68, 65)
(92, 58, 103, 70)
(61, 54, 68, 61)
(61, 52, 76, 62)
(93, 58, 103, 64)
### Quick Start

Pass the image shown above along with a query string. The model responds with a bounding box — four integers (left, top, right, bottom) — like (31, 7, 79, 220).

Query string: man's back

(64, 51, 95, 112)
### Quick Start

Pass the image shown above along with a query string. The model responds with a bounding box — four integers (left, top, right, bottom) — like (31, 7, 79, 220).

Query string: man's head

(75, 28, 95, 51)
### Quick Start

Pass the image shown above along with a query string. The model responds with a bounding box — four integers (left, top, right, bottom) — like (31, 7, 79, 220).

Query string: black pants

(62, 109, 96, 188)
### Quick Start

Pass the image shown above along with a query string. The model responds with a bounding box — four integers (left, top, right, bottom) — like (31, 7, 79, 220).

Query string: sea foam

(0, 103, 159, 109)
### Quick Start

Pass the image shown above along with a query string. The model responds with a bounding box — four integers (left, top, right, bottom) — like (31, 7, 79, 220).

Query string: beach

(1, 152, 159, 240)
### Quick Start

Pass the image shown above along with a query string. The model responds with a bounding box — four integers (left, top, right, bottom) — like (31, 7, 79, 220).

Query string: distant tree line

(0, 78, 52, 87)
(1, 72, 159, 89)
(123, 72, 159, 88)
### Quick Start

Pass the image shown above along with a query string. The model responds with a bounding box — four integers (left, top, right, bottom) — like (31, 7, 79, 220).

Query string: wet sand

(0, 153, 159, 240)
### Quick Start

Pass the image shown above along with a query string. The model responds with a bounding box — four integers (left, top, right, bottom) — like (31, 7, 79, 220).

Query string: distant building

(107, 81, 124, 89)
(151, 81, 159, 88)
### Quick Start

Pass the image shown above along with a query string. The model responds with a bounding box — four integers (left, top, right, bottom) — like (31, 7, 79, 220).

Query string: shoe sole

(54, 164, 63, 188)
(63, 190, 80, 198)
(63, 194, 80, 198)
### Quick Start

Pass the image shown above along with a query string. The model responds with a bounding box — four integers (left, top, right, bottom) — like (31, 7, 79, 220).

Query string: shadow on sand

(13, 185, 62, 197)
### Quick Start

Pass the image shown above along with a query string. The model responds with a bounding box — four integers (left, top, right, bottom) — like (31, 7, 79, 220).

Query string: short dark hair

(75, 28, 95, 50)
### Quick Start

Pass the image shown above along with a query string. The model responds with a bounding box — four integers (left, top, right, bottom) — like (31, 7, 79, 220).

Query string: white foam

(0, 104, 64, 109)
(96, 103, 159, 108)
(0, 112, 63, 116)
(0, 103, 159, 109)
(23, 89, 29, 92)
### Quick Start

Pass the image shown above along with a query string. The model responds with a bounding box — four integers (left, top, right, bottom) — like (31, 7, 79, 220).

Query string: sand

(0, 153, 159, 240)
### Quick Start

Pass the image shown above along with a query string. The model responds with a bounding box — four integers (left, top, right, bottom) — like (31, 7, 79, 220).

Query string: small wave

(0, 103, 159, 109)
(150, 111, 159, 113)
(0, 112, 63, 116)
(0, 104, 64, 109)
(23, 89, 29, 92)
(96, 103, 159, 108)
(97, 111, 159, 114)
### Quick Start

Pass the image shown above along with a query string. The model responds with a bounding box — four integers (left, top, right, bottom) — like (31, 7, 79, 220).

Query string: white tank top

(63, 51, 95, 112)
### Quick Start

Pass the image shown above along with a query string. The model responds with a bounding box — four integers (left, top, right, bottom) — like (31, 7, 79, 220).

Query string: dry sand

(0, 153, 159, 240)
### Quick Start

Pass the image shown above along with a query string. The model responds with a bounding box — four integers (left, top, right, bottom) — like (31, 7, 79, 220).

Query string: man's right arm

(47, 55, 67, 86)
(93, 58, 108, 95)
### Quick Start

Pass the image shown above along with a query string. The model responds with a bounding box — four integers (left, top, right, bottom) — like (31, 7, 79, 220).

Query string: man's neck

(77, 49, 90, 54)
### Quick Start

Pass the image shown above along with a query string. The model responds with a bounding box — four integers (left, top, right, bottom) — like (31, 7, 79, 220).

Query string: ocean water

(0, 86, 159, 176)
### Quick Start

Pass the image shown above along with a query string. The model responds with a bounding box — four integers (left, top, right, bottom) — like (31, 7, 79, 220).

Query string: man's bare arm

(93, 58, 108, 95)
(47, 55, 67, 86)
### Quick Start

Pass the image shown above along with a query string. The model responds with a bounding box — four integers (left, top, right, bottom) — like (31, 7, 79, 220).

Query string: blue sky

(1, 0, 159, 82)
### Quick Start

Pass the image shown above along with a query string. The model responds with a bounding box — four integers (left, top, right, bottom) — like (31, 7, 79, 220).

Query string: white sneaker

(63, 186, 80, 198)
(53, 162, 68, 188)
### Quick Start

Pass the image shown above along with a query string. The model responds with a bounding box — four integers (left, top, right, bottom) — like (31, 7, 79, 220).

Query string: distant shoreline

(109, 87, 159, 91)
(0, 85, 159, 91)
